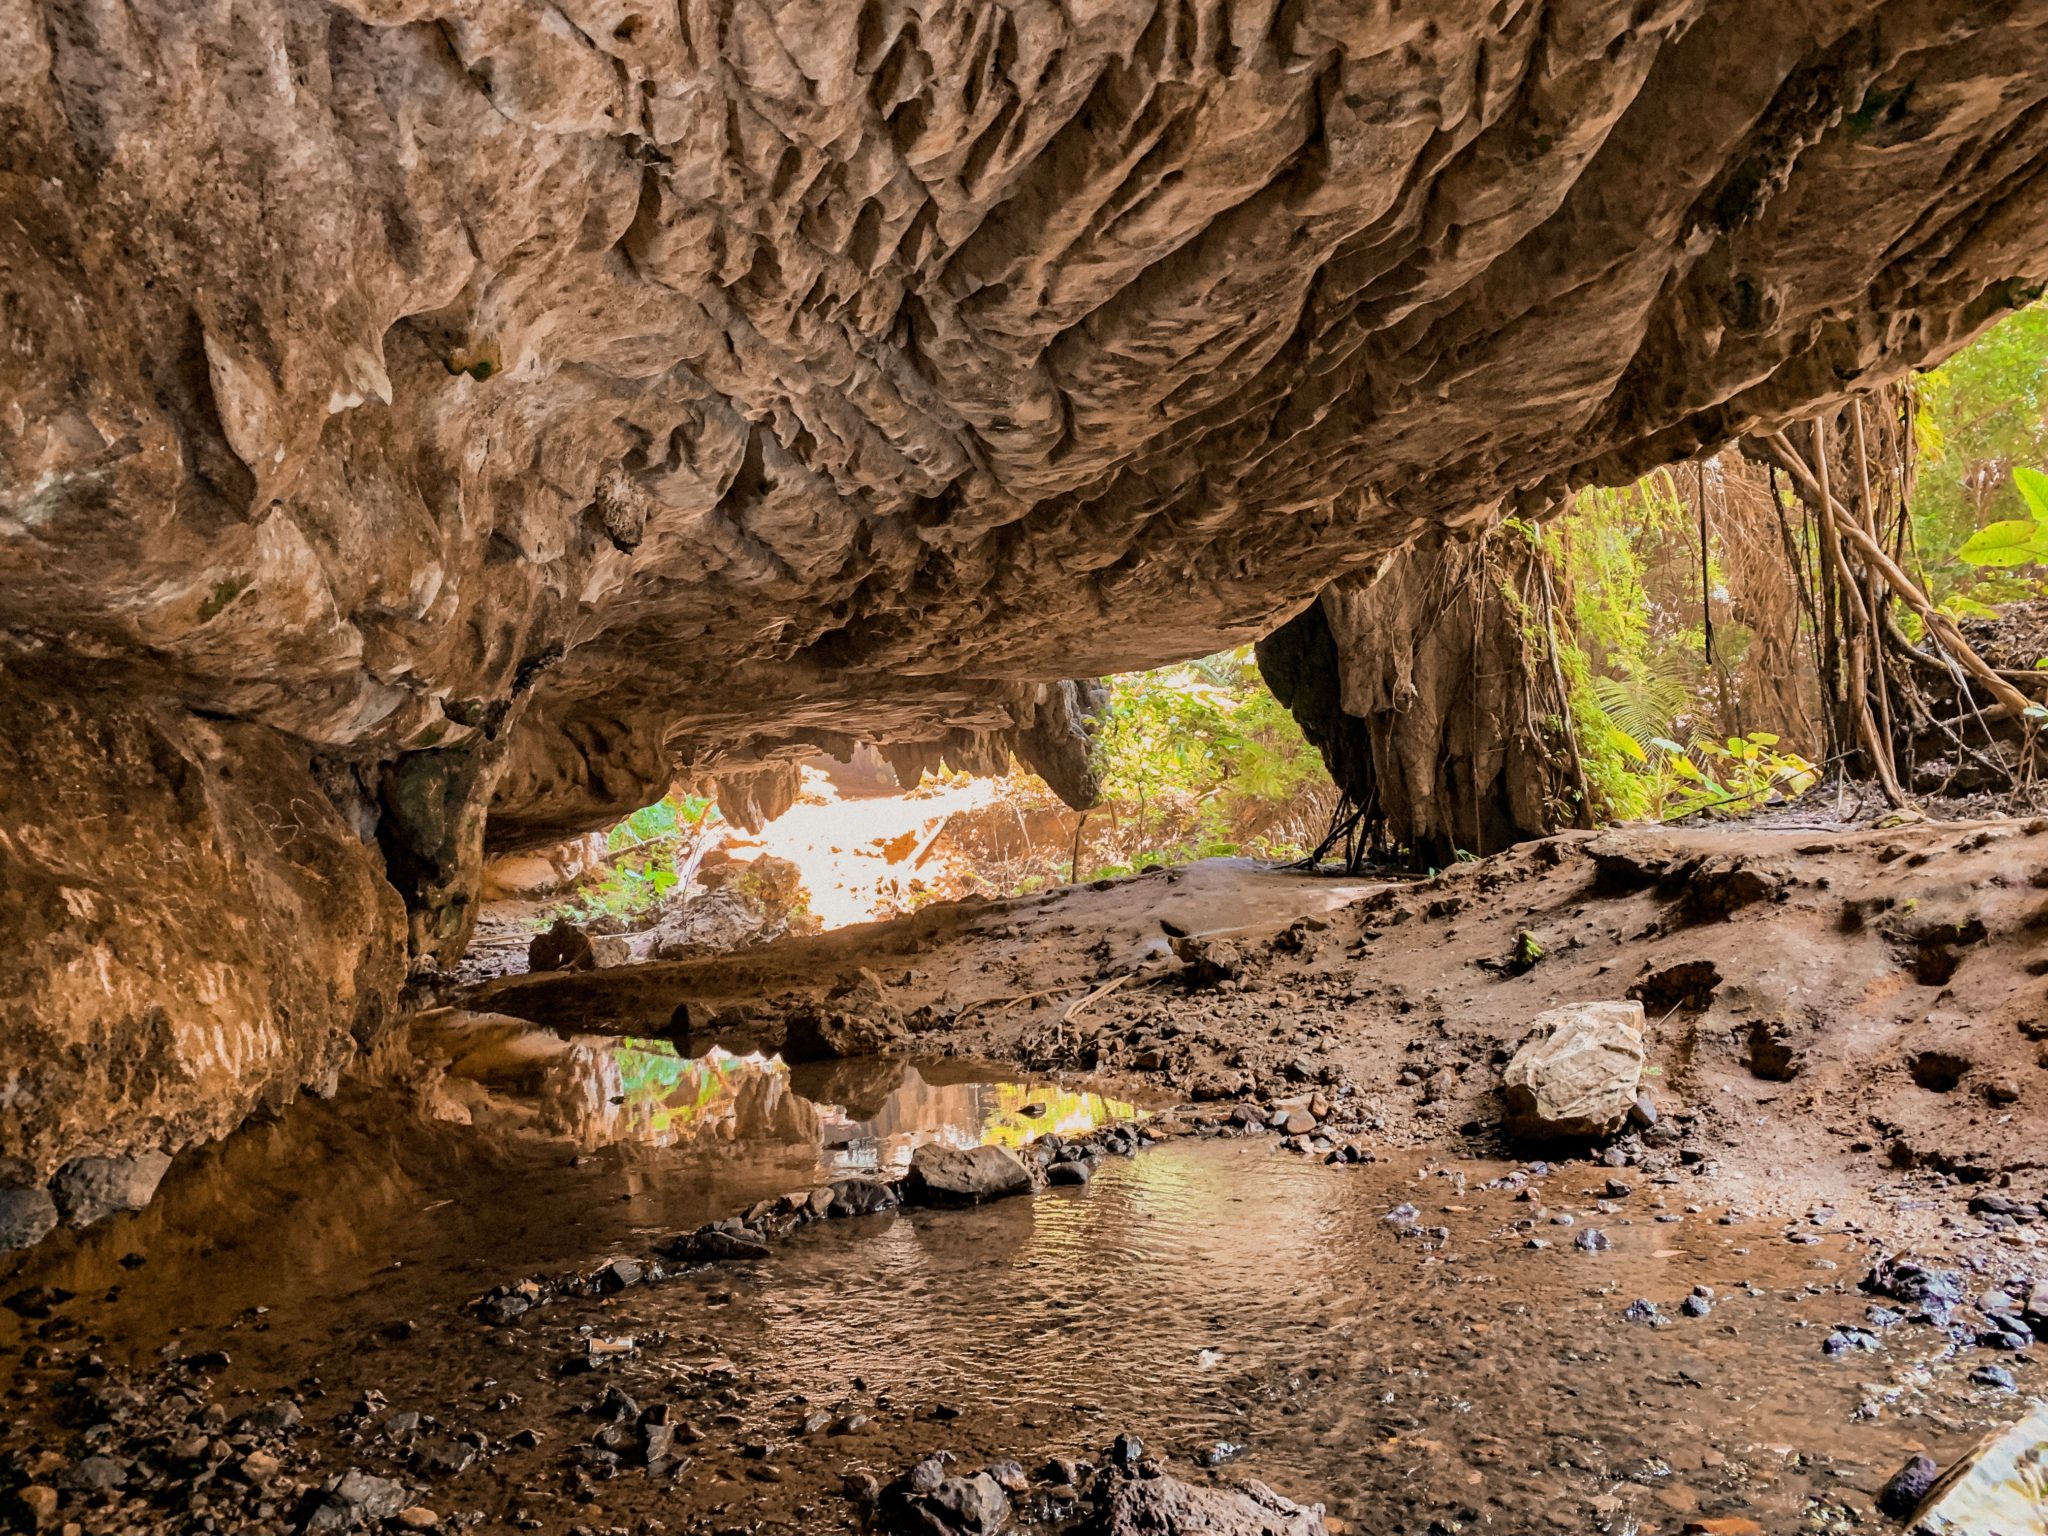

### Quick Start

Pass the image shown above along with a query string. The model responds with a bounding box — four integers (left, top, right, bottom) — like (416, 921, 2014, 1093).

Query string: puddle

(415, 1010, 1141, 1174)
(0, 1045, 2021, 1536)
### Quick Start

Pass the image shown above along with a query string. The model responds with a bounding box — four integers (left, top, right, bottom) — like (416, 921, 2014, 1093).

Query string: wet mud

(1, 1021, 2031, 1535)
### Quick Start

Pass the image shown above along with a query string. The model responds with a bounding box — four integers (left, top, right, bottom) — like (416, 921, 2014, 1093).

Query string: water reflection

(414, 1010, 1140, 1178)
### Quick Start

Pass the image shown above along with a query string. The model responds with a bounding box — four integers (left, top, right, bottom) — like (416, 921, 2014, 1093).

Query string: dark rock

(1681, 1294, 1712, 1319)
(1976, 1313, 2032, 1352)
(528, 918, 597, 974)
(1109, 1433, 1146, 1469)
(784, 971, 909, 1060)
(1627, 960, 1722, 1014)
(0, 1185, 59, 1251)
(903, 1144, 1033, 1206)
(985, 1459, 1028, 1493)
(1971, 1363, 2017, 1390)
(1860, 1256, 1968, 1321)
(1743, 1018, 1806, 1082)
(1170, 936, 1244, 987)
(49, 1152, 173, 1228)
(1622, 1298, 1661, 1325)
(665, 1226, 771, 1263)
(1046, 1160, 1093, 1187)
(1574, 1228, 1611, 1253)
(1680, 855, 1786, 921)
(1877, 1454, 1939, 1519)
(828, 1177, 902, 1218)
(301, 1469, 410, 1532)
(1821, 1326, 1882, 1356)
(590, 1257, 642, 1293)
(1089, 1466, 1328, 1535)
(246, 1399, 305, 1434)
(60, 1456, 128, 1492)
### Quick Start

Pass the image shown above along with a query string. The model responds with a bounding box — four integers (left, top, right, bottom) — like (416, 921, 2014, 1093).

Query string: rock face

(1502, 1001, 1648, 1141)
(0, 675, 404, 1230)
(4, 1, 2048, 1192)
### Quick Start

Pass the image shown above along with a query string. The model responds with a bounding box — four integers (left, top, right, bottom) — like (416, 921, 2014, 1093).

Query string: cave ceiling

(5, 0, 2048, 846)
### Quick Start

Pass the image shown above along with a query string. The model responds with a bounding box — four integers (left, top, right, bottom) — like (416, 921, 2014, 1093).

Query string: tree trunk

(1258, 526, 1587, 869)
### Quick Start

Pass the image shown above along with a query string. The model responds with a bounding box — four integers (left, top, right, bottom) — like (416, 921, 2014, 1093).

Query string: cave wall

(0, 674, 405, 1244)
(7, 0, 2048, 1202)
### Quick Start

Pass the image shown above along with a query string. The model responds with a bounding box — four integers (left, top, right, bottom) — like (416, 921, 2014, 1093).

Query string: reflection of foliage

(607, 1043, 764, 1144)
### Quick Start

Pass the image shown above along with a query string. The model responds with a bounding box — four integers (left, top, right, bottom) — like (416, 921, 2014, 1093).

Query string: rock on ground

(49, 1152, 173, 1228)
(904, 1145, 1035, 1206)
(1905, 1402, 2048, 1534)
(1085, 1469, 1329, 1536)
(1502, 1001, 1648, 1141)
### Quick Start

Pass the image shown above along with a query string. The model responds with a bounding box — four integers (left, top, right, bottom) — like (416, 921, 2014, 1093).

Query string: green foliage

(1551, 475, 1817, 822)
(1088, 647, 1329, 865)
(1913, 303, 2048, 601)
(547, 790, 718, 927)
(1953, 465, 2048, 570)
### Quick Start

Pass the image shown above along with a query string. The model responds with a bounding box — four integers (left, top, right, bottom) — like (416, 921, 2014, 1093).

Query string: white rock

(1501, 1001, 1647, 1140)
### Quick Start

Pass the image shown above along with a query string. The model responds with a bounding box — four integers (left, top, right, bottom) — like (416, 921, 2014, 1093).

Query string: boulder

(527, 920, 597, 974)
(1903, 1401, 2048, 1533)
(1086, 1469, 1329, 1535)
(904, 1145, 1034, 1206)
(50, 1152, 173, 1228)
(1501, 1002, 1647, 1141)
(783, 970, 909, 1061)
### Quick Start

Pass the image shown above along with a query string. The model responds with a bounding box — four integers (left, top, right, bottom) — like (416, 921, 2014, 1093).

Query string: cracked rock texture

(0, 673, 404, 1219)
(4, 0, 2048, 1190)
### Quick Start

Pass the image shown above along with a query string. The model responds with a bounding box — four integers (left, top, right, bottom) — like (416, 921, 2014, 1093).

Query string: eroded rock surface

(0, 674, 404, 1234)
(5, 0, 2048, 1190)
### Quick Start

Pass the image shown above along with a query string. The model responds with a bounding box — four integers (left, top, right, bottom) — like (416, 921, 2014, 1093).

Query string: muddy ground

(4, 818, 2047, 1536)
(475, 818, 2048, 1226)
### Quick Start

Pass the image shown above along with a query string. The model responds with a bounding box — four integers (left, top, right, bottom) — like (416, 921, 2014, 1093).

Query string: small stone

(1877, 1453, 1939, 1519)
(0, 1186, 59, 1251)
(1574, 1228, 1610, 1252)
(397, 1510, 441, 1530)
(17, 1486, 56, 1529)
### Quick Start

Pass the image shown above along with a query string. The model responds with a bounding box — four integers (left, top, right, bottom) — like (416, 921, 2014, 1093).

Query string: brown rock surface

(0, 674, 404, 1220)
(4, 0, 2048, 1186)
(6, 1, 2048, 854)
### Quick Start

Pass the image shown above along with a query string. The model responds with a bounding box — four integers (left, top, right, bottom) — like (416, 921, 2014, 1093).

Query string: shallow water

(0, 1031, 2022, 1535)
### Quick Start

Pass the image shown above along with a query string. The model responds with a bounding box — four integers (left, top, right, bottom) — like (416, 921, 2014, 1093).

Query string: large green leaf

(1958, 518, 2048, 568)
(2015, 465, 2048, 521)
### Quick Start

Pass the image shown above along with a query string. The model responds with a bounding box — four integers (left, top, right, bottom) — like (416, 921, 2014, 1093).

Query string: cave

(5, 2, 2048, 1532)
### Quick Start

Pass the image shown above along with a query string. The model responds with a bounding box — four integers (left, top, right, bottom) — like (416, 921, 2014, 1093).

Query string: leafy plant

(1954, 465, 2048, 570)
